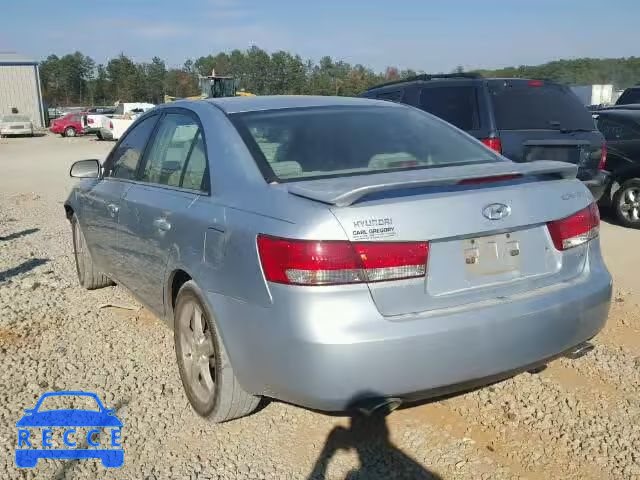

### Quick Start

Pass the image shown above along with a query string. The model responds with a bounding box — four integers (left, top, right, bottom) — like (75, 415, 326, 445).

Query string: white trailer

(570, 84, 614, 107)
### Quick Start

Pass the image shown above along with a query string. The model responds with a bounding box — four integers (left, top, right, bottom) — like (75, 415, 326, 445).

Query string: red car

(50, 112, 85, 137)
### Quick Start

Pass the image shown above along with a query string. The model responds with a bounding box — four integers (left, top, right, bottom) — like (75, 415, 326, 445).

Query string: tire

(64, 126, 76, 137)
(174, 280, 259, 422)
(613, 178, 640, 229)
(71, 214, 113, 289)
(96, 131, 103, 141)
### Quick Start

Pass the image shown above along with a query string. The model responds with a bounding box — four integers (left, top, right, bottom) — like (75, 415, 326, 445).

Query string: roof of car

(205, 95, 397, 114)
(597, 106, 640, 117)
(602, 103, 640, 111)
(362, 75, 552, 93)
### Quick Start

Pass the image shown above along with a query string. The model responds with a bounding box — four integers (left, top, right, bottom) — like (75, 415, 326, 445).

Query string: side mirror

(70, 159, 101, 178)
(104, 408, 115, 415)
(24, 409, 35, 415)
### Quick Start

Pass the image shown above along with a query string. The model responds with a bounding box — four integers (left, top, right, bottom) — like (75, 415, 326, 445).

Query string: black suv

(361, 74, 608, 200)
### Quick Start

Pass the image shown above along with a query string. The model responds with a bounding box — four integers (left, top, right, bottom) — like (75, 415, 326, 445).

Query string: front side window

(141, 113, 206, 190)
(232, 105, 499, 182)
(106, 115, 158, 180)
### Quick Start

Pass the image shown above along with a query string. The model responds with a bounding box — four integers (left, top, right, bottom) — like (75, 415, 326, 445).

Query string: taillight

(546, 203, 600, 251)
(88, 117, 94, 124)
(109, 121, 113, 129)
(256, 235, 429, 286)
(598, 142, 607, 170)
(528, 79, 544, 87)
(481, 137, 502, 153)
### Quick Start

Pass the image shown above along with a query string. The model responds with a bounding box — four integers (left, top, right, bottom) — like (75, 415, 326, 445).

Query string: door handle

(107, 203, 119, 216)
(153, 217, 171, 232)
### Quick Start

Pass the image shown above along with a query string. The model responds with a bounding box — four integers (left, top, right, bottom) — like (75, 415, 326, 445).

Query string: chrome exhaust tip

(565, 342, 595, 360)
(356, 397, 402, 416)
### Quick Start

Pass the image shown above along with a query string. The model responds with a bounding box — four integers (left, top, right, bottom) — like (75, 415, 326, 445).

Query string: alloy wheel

(178, 300, 216, 404)
(618, 186, 640, 223)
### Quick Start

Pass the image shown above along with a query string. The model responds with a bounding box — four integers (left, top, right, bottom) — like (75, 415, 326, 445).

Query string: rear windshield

(616, 88, 640, 105)
(231, 106, 500, 182)
(491, 82, 594, 131)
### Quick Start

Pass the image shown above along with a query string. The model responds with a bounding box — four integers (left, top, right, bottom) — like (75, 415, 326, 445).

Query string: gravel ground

(0, 134, 639, 479)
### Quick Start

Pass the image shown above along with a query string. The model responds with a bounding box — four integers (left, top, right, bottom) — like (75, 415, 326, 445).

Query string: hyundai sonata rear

(223, 101, 612, 412)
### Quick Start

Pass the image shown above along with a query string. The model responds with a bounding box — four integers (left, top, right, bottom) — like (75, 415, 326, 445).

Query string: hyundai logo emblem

(482, 203, 511, 220)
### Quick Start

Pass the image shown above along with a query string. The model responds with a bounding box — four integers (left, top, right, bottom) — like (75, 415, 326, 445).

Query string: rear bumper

(583, 171, 609, 201)
(1, 128, 32, 135)
(206, 242, 612, 411)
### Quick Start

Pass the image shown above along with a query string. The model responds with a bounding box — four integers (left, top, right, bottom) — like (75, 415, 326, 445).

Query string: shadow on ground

(307, 393, 442, 480)
(0, 228, 39, 241)
(0, 258, 48, 283)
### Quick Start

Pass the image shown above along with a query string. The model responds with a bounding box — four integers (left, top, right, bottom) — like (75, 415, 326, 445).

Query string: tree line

(39, 47, 640, 107)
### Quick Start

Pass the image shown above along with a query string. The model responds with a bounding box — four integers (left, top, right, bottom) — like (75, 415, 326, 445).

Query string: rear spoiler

(287, 161, 577, 207)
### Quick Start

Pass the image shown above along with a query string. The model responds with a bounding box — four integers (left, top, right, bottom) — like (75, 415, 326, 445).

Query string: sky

(2, 0, 639, 72)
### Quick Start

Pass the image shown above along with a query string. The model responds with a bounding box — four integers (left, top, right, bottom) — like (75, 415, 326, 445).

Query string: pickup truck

(82, 107, 116, 137)
(95, 103, 155, 141)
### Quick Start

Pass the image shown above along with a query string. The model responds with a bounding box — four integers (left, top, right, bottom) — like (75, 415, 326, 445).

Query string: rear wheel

(71, 214, 113, 289)
(96, 131, 103, 140)
(64, 126, 76, 137)
(613, 178, 640, 228)
(174, 280, 259, 422)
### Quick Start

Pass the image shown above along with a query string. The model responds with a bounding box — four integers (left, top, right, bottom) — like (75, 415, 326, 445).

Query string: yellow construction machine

(164, 69, 254, 103)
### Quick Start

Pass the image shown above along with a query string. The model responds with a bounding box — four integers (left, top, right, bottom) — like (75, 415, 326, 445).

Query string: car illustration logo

(482, 203, 511, 220)
(15, 391, 123, 468)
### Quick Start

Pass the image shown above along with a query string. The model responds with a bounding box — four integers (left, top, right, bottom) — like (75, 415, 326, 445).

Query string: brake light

(528, 79, 544, 87)
(109, 121, 113, 129)
(598, 142, 607, 170)
(256, 235, 429, 285)
(88, 117, 94, 124)
(546, 203, 600, 251)
(481, 137, 502, 153)
(458, 174, 521, 185)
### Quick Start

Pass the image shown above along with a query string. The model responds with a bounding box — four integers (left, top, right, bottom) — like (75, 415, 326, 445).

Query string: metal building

(0, 53, 45, 128)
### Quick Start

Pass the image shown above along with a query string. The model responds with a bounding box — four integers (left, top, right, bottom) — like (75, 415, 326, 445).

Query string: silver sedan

(65, 96, 611, 422)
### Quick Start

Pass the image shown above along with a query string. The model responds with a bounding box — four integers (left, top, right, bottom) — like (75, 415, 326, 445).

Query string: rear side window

(107, 115, 158, 180)
(141, 113, 207, 190)
(491, 82, 594, 131)
(377, 90, 403, 102)
(419, 86, 481, 130)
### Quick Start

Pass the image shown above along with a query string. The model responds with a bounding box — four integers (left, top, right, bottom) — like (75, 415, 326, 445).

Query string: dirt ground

(0, 133, 639, 479)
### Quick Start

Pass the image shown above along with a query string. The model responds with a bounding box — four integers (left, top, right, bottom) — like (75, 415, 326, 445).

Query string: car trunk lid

(287, 162, 593, 317)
